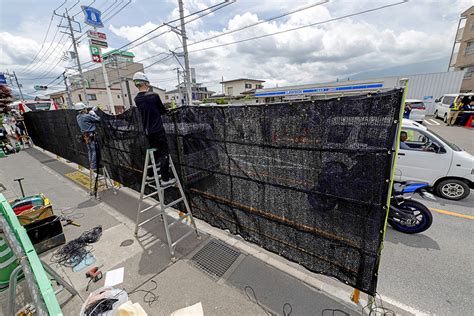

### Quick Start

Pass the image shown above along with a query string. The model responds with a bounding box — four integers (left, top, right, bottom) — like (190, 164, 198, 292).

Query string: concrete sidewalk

(0, 148, 397, 315)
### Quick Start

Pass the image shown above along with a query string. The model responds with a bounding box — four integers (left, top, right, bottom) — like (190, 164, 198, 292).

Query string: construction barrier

(24, 89, 404, 294)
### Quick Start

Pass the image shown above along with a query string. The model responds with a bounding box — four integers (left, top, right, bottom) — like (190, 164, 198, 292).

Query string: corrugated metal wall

(394, 71, 464, 114)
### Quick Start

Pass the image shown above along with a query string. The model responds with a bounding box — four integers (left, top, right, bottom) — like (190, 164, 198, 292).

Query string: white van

(405, 99, 426, 123)
(396, 120, 474, 200)
(434, 93, 474, 123)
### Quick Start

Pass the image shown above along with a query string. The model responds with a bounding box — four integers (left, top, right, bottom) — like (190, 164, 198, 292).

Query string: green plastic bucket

(0, 235, 18, 290)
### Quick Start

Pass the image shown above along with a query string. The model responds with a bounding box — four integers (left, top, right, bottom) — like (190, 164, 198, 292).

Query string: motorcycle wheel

(388, 199, 433, 234)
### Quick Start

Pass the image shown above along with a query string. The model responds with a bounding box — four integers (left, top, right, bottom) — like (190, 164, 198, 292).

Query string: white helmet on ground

(133, 72, 149, 84)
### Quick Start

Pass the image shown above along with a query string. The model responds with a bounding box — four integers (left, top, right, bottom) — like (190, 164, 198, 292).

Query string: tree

(0, 85, 13, 113)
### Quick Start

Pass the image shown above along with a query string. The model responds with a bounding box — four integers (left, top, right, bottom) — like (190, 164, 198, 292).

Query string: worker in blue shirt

(76, 106, 101, 171)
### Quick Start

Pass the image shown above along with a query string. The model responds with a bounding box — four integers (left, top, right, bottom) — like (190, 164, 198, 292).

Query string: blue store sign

(82, 6, 104, 28)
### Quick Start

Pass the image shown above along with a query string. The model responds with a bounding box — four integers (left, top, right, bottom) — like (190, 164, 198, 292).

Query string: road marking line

(430, 207, 474, 220)
(428, 119, 440, 125)
(423, 120, 432, 125)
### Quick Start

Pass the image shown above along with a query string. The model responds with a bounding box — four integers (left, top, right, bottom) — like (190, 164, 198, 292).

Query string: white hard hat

(133, 72, 149, 83)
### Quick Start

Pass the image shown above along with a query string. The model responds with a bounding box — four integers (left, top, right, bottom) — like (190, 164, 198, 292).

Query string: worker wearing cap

(76, 106, 101, 172)
(133, 72, 175, 187)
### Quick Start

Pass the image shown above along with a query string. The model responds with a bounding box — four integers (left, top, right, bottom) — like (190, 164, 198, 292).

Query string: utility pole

(178, 0, 193, 106)
(56, 8, 89, 107)
(12, 71, 24, 100)
(62, 72, 74, 109)
(176, 68, 182, 106)
(100, 49, 115, 114)
(112, 54, 126, 109)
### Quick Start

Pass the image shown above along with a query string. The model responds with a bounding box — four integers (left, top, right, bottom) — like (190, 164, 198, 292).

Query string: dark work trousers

(146, 132, 171, 181)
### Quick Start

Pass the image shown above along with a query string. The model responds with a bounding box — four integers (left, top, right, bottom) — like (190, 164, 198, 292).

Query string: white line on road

(423, 119, 440, 125)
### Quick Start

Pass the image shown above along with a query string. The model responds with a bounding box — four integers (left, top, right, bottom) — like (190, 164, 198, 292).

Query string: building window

(463, 66, 474, 79)
(78, 94, 82, 102)
(227, 87, 233, 96)
(87, 94, 97, 101)
(90, 78, 95, 82)
(117, 95, 120, 99)
(245, 83, 252, 89)
(465, 41, 474, 55)
(256, 84, 263, 89)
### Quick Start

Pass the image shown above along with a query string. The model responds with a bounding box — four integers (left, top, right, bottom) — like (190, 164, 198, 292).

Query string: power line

(19, 18, 66, 74)
(105, 1, 231, 55)
(184, 0, 408, 54)
(72, 0, 96, 17)
(102, 0, 131, 22)
(19, 0, 68, 72)
(78, 1, 232, 72)
(24, 0, 125, 82)
(187, 0, 328, 48)
(24, 33, 69, 74)
(126, 1, 233, 52)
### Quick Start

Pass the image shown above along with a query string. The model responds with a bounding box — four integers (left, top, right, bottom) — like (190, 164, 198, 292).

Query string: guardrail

(0, 193, 62, 315)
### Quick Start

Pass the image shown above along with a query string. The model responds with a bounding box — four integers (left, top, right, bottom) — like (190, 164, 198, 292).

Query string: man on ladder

(133, 72, 175, 187)
(132, 72, 199, 258)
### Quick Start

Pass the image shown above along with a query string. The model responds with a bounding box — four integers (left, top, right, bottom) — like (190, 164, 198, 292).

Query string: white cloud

(1, 0, 469, 95)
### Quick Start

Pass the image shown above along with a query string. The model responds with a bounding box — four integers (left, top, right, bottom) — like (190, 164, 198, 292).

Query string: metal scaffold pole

(62, 71, 74, 109)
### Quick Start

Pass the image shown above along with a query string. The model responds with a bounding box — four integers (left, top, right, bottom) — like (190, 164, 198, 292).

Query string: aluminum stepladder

(134, 148, 199, 258)
(89, 166, 117, 199)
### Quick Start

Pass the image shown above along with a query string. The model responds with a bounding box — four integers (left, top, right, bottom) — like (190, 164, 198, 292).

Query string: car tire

(436, 179, 470, 200)
(443, 113, 448, 123)
(434, 110, 438, 118)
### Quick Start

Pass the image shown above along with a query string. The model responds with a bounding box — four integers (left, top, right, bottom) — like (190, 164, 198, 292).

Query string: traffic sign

(88, 30, 107, 40)
(0, 73, 7, 85)
(91, 55, 102, 63)
(90, 45, 101, 56)
(89, 38, 108, 49)
(82, 6, 104, 28)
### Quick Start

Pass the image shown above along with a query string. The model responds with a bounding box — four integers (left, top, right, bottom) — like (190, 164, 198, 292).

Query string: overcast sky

(0, 0, 471, 95)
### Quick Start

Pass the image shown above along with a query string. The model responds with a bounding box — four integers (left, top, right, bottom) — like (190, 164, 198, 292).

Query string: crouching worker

(133, 72, 176, 187)
(76, 106, 101, 194)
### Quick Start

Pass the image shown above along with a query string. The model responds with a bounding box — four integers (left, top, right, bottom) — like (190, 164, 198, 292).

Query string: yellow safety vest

(453, 101, 461, 111)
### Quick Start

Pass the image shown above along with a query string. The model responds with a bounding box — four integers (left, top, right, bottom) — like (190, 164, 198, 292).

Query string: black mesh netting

(24, 89, 404, 294)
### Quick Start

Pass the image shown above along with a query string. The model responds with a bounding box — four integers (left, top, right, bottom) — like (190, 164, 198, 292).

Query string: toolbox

(24, 215, 65, 254)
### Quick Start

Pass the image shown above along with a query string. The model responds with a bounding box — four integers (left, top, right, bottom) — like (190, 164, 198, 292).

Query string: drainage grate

(190, 239, 241, 280)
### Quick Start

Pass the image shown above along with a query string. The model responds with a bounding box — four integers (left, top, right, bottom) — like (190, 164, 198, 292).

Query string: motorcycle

(388, 181, 434, 234)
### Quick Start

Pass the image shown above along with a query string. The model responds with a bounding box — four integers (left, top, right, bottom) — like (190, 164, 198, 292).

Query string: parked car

(396, 119, 474, 200)
(405, 99, 426, 123)
(9, 100, 58, 114)
(434, 93, 474, 123)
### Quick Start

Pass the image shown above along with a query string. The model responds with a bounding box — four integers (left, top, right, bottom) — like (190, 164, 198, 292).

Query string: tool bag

(10, 194, 54, 226)
(24, 215, 65, 254)
(17, 205, 54, 226)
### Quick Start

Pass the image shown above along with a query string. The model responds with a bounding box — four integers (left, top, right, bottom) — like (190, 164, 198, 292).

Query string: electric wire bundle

(51, 226, 103, 267)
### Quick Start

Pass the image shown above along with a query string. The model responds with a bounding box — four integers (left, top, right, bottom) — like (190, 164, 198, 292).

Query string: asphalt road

(378, 120, 473, 315)
(422, 115, 473, 154)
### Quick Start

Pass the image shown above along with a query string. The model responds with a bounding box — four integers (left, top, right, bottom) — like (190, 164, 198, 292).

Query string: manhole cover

(190, 239, 240, 280)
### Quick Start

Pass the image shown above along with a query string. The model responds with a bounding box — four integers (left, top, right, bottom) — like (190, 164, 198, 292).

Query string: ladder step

(143, 191, 159, 199)
(164, 197, 183, 209)
(147, 165, 160, 170)
(137, 214, 162, 227)
(171, 229, 195, 248)
(167, 212, 189, 229)
(146, 183, 158, 190)
(140, 202, 161, 214)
